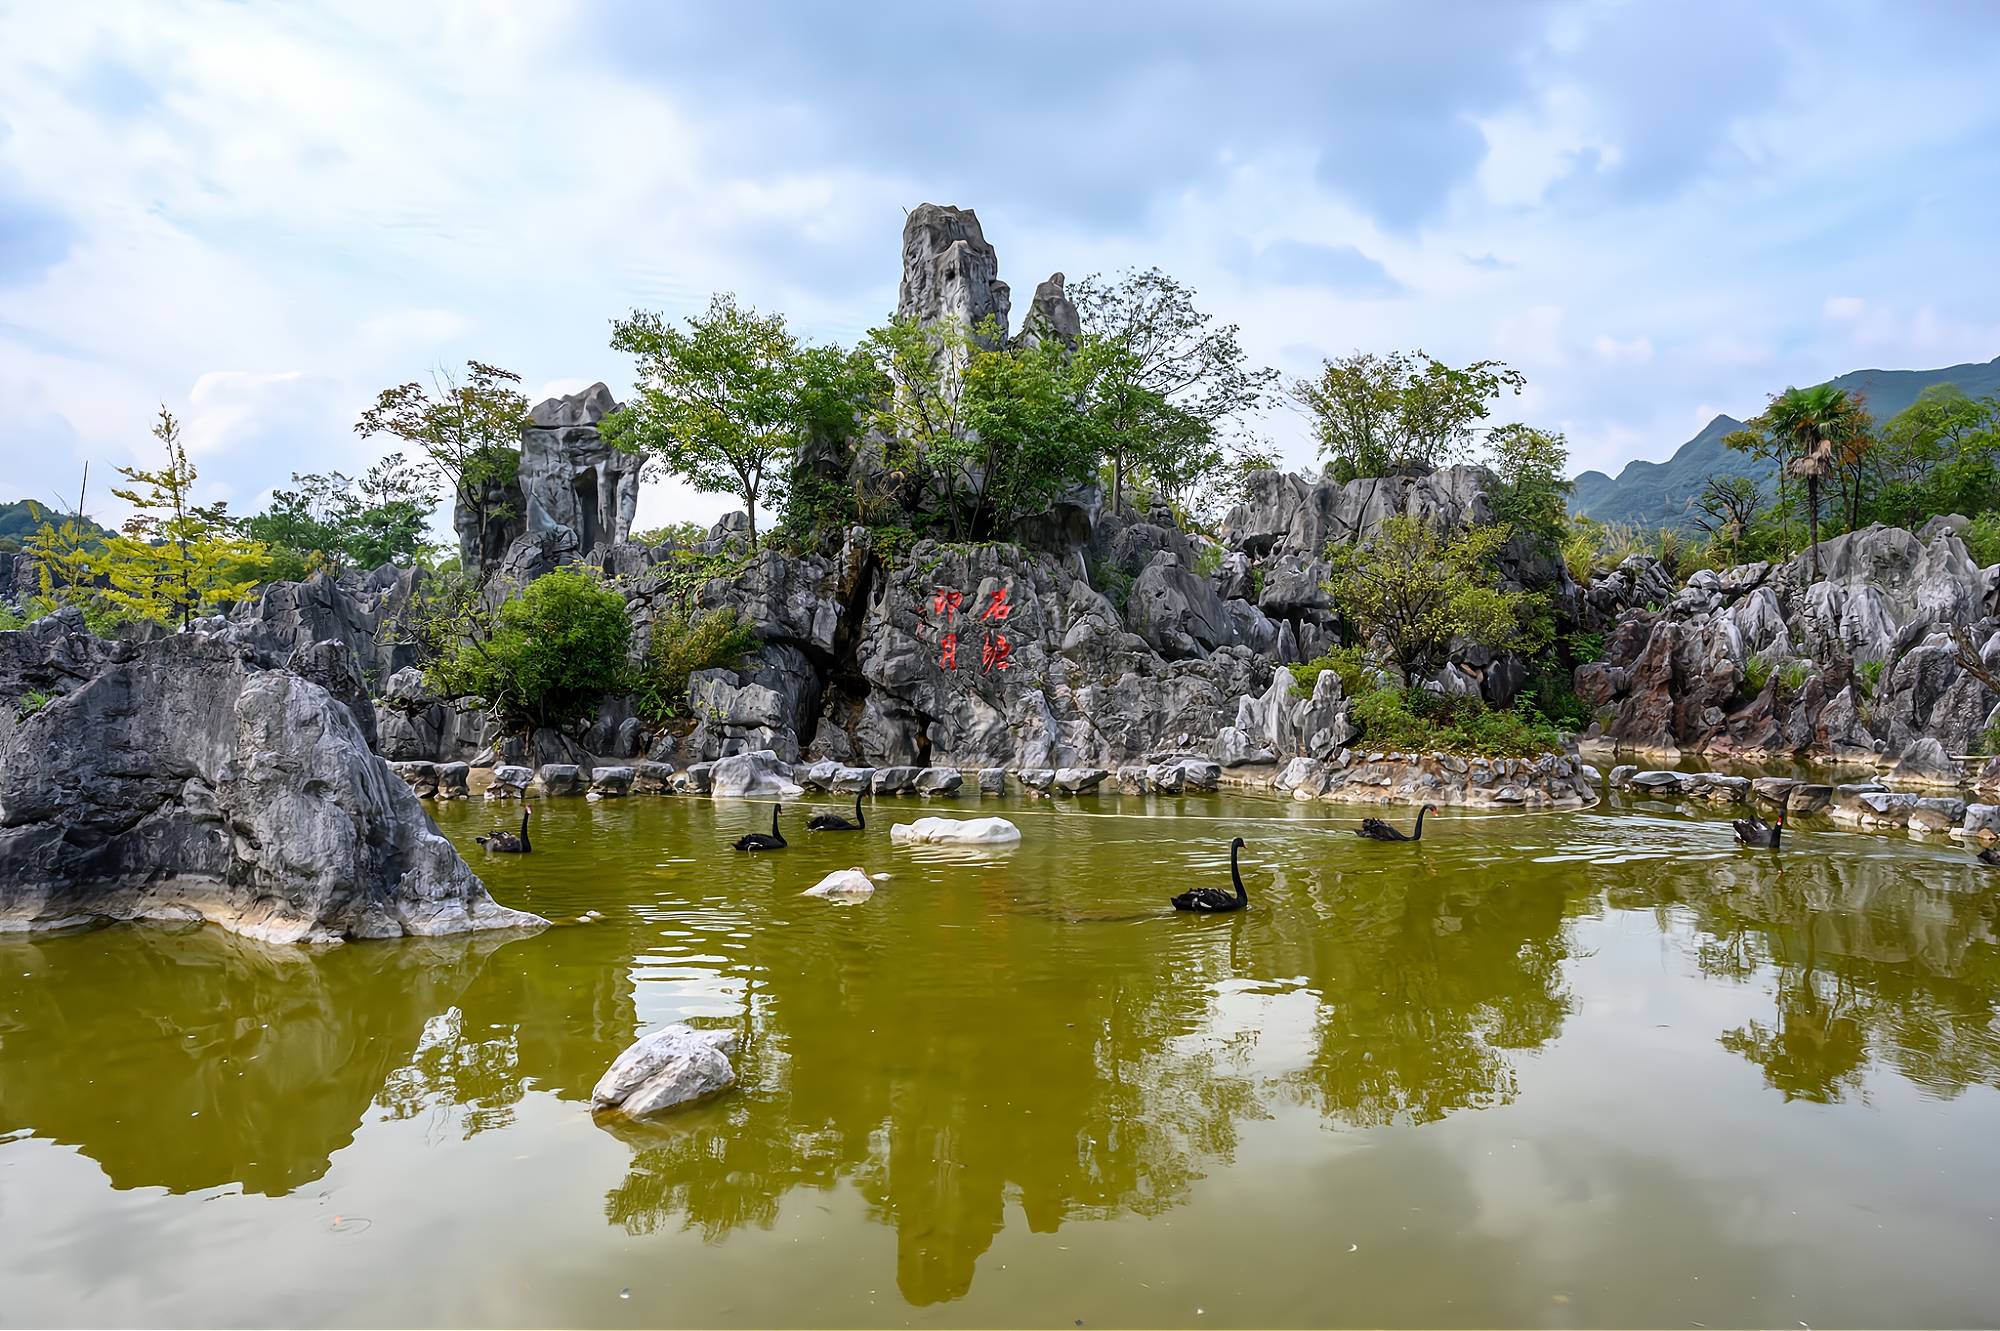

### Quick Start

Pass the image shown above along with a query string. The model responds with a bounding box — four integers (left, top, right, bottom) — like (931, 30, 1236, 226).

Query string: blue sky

(2, 0, 1998, 531)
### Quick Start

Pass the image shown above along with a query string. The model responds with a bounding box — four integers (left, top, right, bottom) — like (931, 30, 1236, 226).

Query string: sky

(3, 0, 1999, 534)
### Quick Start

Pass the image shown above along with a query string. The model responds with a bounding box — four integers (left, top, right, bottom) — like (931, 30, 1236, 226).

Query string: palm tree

(1766, 384, 1867, 581)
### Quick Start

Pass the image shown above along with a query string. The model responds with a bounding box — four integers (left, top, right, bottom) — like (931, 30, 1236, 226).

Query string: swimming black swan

(732, 804, 788, 852)
(1173, 837, 1250, 913)
(1977, 846, 2000, 867)
(1356, 804, 1439, 842)
(1733, 812, 1784, 848)
(477, 807, 532, 854)
(808, 790, 865, 832)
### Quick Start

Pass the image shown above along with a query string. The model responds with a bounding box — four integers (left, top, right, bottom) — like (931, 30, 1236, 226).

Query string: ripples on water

(3, 791, 1999, 1326)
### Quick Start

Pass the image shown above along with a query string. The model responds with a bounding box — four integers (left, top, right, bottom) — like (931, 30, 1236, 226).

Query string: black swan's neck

(1230, 843, 1246, 902)
(771, 805, 781, 837)
(1412, 807, 1428, 840)
(855, 790, 865, 828)
(518, 810, 531, 852)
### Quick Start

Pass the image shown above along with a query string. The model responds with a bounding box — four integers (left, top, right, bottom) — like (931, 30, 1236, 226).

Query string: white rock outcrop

(591, 1025, 739, 1118)
(889, 816, 1023, 845)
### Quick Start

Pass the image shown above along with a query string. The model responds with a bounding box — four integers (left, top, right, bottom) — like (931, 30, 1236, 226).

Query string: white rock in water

(802, 868, 875, 902)
(889, 816, 1022, 845)
(592, 1025, 738, 1118)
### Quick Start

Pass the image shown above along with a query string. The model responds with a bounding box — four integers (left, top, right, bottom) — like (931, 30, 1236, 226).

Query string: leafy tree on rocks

(1293, 350, 1525, 479)
(610, 295, 845, 546)
(1069, 267, 1276, 514)
(1483, 424, 1571, 556)
(1688, 475, 1764, 558)
(89, 410, 267, 630)
(1324, 515, 1542, 686)
(355, 361, 528, 565)
(1765, 384, 1872, 578)
(424, 566, 632, 734)
(242, 455, 438, 579)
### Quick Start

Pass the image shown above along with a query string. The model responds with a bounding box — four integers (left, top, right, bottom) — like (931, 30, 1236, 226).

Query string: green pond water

(5, 792, 2000, 1328)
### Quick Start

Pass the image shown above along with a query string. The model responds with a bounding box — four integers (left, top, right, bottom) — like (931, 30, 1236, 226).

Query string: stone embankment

(1606, 764, 2000, 843)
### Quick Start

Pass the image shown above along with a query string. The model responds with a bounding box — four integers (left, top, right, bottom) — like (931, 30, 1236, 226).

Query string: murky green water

(5, 791, 2000, 1328)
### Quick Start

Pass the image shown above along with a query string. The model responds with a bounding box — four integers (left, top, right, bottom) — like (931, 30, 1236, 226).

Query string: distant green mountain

(0, 499, 114, 545)
(1570, 355, 2000, 529)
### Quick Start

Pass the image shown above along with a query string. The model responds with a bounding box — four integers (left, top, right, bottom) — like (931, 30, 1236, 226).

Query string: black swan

(732, 804, 788, 852)
(1976, 846, 2000, 867)
(477, 807, 532, 854)
(1356, 804, 1439, 842)
(1173, 837, 1250, 913)
(808, 790, 865, 832)
(1733, 812, 1784, 848)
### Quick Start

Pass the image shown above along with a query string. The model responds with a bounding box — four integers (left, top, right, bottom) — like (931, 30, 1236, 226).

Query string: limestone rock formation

(1014, 272, 1080, 350)
(517, 383, 644, 560)
(896, 204, 1011, 346)
(1578, 523, 2000, 764)
(0, 612, 543, 942)
(591, 1025, 738, 1118)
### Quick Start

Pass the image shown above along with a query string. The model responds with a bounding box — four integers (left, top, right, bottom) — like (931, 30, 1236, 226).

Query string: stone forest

(6, 205, 2000, 1327)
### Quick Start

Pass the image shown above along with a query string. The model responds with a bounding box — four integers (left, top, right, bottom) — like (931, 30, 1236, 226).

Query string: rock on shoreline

(0, 611, 544, 944)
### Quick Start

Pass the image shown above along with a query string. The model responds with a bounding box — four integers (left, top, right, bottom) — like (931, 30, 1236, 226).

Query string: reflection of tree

(1615, 853, 2000, 1105)
(1274, 869, 1575, 1127)
(0, 925, 526, 1194)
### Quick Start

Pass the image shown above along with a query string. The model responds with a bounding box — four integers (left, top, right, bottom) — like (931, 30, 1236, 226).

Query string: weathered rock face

(592, 1025, 738, 1118)
(896, 204, 1011, 348)
(0, 613, 543, 942)
(1014, 271, 1079, 350)
(517, 383, 644, 561)
(1579, 523, 2000, 769)
(814, 540, 1276, 770)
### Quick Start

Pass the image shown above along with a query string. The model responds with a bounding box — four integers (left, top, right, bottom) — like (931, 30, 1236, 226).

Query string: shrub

(17, 689, 50, 715)
(634, 606, 761, 726)
(425, 568, 632, 733)
(1292, 644, 1370, 698)
(1742, 654, 1774, 695)
(0, 604, 21, 633)
(1347, 686, 1566, 757)
(1778, 660, 1811, 694)
(1566, 631, 1607, 663)
(1193, 541, 1225, 578)
(1857, 657, 1886, 697)
(1961, 512, 2000, 569)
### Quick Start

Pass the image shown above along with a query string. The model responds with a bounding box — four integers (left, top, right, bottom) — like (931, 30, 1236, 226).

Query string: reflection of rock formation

(0, 926, 526, 1194)
(1615, 854, 2000, 1104)
(595, 856, 1573, 1307)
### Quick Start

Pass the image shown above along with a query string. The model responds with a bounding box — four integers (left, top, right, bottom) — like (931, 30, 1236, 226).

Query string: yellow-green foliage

(635, 606, 761, 726)
(88, 410, 267, 629)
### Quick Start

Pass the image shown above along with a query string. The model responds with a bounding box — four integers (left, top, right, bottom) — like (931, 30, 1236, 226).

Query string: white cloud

(1592, 333, 1653, 364)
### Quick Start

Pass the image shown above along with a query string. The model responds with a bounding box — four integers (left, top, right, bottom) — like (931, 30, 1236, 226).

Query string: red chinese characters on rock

(930, 585, 1013, 672)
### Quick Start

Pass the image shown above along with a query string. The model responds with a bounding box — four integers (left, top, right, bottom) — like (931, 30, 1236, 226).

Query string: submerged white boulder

(889, 816, 1022, 845)
(802, 868, 876, 902)
(591, 1025, 738, 1118)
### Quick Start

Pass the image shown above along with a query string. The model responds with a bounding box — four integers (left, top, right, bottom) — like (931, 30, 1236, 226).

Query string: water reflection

(2, 799, 1999, 1317)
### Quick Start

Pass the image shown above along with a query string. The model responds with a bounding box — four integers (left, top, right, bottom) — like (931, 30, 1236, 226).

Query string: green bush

(0, 604, 21, 633)
(17, 689, 50, 715)
(1347, 686, 1566, 757)
(1193, 541, 1225, 577)
(1292, 644, 1370, 698)
(1778, 660, 1811, 694)
(1961, 512, 2000, 568)
(634, 606, 761, 726)
(1857, 657, 1886, 697)
(425, 568, 632, 733)
(1742, 653, 1774, 695)
(1566, 631, 1607, 663)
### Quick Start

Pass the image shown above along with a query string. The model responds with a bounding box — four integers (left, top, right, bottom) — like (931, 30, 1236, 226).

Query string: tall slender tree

(1766, 384, 1870, 579)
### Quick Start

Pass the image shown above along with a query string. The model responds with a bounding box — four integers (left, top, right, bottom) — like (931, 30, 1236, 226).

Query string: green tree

(424, 567, 632, 733)
(1688, 475, 1764, 558)
(89, 410, 267, 630)
(1483, 425, 1571, 556)
(1293, 350, 1525, 479)
(241, 455, 438, 579)
(356, 361, 527, 568)
(609, 294, 826, 545)
(1766, 384, 1871, 578)
(1872, 385, 2000, 527)
(1069, 267, 1275, 513)
(1324, 515, 1541, 685)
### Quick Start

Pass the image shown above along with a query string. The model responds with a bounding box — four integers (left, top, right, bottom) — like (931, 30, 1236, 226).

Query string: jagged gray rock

(591, 1025, 738, 1118)
(0, 616, 543, 943)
